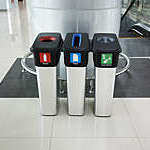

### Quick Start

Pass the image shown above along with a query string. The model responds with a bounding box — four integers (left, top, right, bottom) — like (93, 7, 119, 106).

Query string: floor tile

(51, 138, 142, 150)
(52, 100, 136, 138)
(0, 99, 53, 137)
(124, 99, 150, 138)
(0, 138, 49, 150)
(0, 58, 16, 83)
(140, 138, 150, 150)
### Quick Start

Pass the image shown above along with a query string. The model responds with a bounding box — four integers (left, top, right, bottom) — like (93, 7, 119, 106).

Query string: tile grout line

(50, 117, 55, 138)
(122, 100, 144, 150)
(137, 138, 145, 150)
(122, 100, 140, 138)
(46, 117, 55, 150)
(0, 137, 143, 139)
(49, 115, 56, 149)
(48, 137, 52, 150)
(49, 137, 141, 139)
(0, 137, 51, 139)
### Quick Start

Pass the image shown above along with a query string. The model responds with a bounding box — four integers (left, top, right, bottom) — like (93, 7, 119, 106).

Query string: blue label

(70, 53, 81, 64)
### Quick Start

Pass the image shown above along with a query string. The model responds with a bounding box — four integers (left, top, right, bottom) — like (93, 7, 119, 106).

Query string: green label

(101, 53, 113, 65)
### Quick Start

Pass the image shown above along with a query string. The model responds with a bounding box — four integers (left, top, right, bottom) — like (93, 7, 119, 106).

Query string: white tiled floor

(0, 99, 148, 150)
(140, 138, 150, 150)
(0, 99, 53, 138)
(0, 1, 150, 150)
(51, 138, 142, 150)
(0, 58, 16, 83)
(124, 99, 150, 138)
(52, 101, 136, 138)
(0, 138, 50, 150)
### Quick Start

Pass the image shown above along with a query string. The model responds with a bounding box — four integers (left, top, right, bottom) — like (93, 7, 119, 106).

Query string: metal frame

(116, 53, 130, 76)
(21, 52, 36, 75)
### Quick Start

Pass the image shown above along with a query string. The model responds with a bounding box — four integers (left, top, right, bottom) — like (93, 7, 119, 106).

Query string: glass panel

(122, 0, 150, 25)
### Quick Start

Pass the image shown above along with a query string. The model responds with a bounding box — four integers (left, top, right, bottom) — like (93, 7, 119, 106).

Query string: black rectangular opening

(72, 34, 81, 48)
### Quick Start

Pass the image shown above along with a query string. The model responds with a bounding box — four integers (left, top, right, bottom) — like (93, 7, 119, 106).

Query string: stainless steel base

(36, 66, 57, 116)
(66, 67, 86, 116)
(95, 68, 116, 117)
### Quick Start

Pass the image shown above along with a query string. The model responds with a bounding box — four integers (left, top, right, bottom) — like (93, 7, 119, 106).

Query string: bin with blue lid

(63, 33, 90, 115)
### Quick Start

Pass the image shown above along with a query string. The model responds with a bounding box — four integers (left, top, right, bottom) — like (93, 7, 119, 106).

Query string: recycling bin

(92, 33, 122, 117)
(63, 33, 90, 115)
(31, 33, 63, 116)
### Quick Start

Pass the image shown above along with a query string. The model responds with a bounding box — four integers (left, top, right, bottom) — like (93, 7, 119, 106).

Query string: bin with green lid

(92, 33, 122, 117)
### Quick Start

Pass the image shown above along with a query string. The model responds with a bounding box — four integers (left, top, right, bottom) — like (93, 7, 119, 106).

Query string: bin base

(66, 67, 86, 116)
(36, 67, 57, 116)
(95, 67, 116, 117)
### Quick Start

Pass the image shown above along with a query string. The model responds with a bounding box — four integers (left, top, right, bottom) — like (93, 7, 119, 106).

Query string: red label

(39, 53, 51, 63)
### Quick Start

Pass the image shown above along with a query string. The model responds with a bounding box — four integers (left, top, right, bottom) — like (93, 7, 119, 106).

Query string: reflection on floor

(0, 1, 150, 150)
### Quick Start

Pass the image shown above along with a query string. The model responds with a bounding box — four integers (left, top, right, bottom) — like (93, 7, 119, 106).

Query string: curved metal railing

(21, 52, 130, 77)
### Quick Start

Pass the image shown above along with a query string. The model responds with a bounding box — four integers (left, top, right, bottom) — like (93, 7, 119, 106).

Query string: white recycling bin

(92, 33, 122, 117)
(31, 33, 62, 116)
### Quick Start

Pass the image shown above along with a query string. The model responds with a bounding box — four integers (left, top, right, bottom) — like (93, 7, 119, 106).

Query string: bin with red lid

(31, 33, 63, 116)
